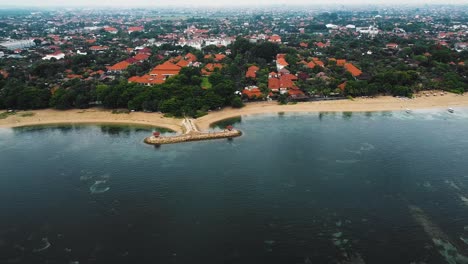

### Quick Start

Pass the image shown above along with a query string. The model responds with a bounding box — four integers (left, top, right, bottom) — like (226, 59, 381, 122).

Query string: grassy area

(0, 111, 16, 119)
(201, 77, 212, 89)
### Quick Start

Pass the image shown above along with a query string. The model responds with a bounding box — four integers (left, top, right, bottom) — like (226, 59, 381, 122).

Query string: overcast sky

(3, 0, 467, 7)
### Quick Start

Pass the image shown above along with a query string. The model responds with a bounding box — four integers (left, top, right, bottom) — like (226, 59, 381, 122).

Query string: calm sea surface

(1, 110, 468, 264)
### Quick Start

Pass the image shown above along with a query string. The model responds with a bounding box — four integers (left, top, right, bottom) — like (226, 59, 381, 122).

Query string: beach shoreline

(1, 92, 467, 131)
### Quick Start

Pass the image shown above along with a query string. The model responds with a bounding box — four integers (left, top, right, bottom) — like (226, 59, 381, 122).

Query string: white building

(42, 52, 65, 60)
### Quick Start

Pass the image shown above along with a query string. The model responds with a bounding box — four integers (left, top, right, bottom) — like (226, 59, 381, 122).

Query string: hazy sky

(2, 0, 467, 7)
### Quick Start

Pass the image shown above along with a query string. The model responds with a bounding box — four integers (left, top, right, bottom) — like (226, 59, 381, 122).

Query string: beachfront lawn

(201, 77, 212, 89)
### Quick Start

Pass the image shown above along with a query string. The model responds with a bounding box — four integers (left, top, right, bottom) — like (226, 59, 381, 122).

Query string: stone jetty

(144, 118, 242, 145)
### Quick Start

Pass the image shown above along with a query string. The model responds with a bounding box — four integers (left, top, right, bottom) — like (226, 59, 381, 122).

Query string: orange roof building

(107, 61, 131, 72)
(133, 53, 150, 62)
(307, 61, 316, 69)
(202, 63, 223, 76)
(129, 75, 165, 86)
(242, 87, 263, 99)
(214, 54, 226, 62)
(246, 65, 260, 78)
(90, 45, 109, 51)
(336, 59, 347, 66)
(149, 61, 181, 77)
(344, 63, 362, 77)
(128, 26, 144, 33)
(176, 59, 190, 68)
(185, 53, 197, 62)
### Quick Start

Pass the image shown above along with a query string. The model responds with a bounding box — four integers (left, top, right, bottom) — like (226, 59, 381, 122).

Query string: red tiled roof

(150, 61, 181, 76)
(133, 53, 150, 61)
(268, 78, 280, 91)
(344, 63, 362, 77)
(107, 61, 131, 71)
(214, 54, 226, 62)
(202, 63, 223, 76)
(90, 45, 109, 51)
(128, 26, 144, 32)
(277, 58, 289, 66)
(242, 88, 263, 99)
(67, 74, 83, 79)
(185, 53, 197, 62)
(307, 61, 316, 69)
(176, 59, 190, 67)
(288, 89, 305, 96)
(104, 26, 118, 32)
(338, 82, 347, 91)
(312, 58, 324, 67)
(129, 74, 165, 85)
(246, 65, 260, 78)
(336, 59, 347, 66)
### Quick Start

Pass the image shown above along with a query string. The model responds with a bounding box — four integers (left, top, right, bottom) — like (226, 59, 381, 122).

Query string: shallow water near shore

(1, 109, 468, 263)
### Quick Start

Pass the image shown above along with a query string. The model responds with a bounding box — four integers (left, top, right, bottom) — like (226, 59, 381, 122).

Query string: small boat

(405, 108, 412, 114)
(448, 108, 454, 113)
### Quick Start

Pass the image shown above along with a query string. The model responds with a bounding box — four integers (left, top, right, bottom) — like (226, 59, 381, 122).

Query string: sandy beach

(1, 91, 467, 131)
(0, 108, 184, 132)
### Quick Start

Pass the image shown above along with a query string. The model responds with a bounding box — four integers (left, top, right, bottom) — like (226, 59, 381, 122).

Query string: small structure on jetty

(144, 118, 242, 145)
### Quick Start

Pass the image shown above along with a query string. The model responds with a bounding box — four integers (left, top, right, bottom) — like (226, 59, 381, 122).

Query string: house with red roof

(312, 57, 325, 67)
(242, 86, 263, 99)
(128, 75, 165, 86)
(104, 27, 118, 34)
(202, 63, 223, 76)
(107, 61, 131, 73)
(386, 43, 399, 50)
(276, 54, 289, 71)
(137, 47, 152, 55)
(149, 61, 182, 79)
(344, 63, 362, 77)
(269, 34, 282, 43)
(90, 45, 109, 52)
(185, 53, 198, 62)
(338, 82, 347, 91)
(128, 26, 144, 34)
(133, 53, 150, 62)
(246, 65, 260, 79)
(306, 61, 316, 69)
(176, 59, 190, 68)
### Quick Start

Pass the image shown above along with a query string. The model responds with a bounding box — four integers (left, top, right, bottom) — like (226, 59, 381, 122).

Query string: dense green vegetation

(1, 14, 467, 116)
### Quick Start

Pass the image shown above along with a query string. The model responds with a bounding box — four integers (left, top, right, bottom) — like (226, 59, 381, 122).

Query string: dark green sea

(1, 109, 468, 264)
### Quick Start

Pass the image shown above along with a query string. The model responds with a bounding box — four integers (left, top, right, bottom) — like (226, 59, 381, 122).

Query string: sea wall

(144, 130, 242, 145)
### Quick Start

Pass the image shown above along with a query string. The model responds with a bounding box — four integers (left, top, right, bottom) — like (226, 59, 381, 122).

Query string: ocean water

(1, 110, 468, 264)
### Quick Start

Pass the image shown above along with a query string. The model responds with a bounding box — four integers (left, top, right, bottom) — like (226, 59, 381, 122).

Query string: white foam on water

(32, 238, 50, 252)
(459, 195, 468, 206)
(90, 180, 110, 194)
(445, 180, 461, 191)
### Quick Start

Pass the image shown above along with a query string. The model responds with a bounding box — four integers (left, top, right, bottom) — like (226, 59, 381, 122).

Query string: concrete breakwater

(144, 130, 242, 145)
(144, 118, 242, 145)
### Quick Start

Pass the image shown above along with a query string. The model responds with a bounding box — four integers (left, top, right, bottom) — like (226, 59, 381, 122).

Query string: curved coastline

(1, 93, 468, 131)
(197, 93, 468, 130)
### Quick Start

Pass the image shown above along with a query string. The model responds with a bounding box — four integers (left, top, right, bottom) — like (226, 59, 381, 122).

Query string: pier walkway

(144, 118, 241, 145)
